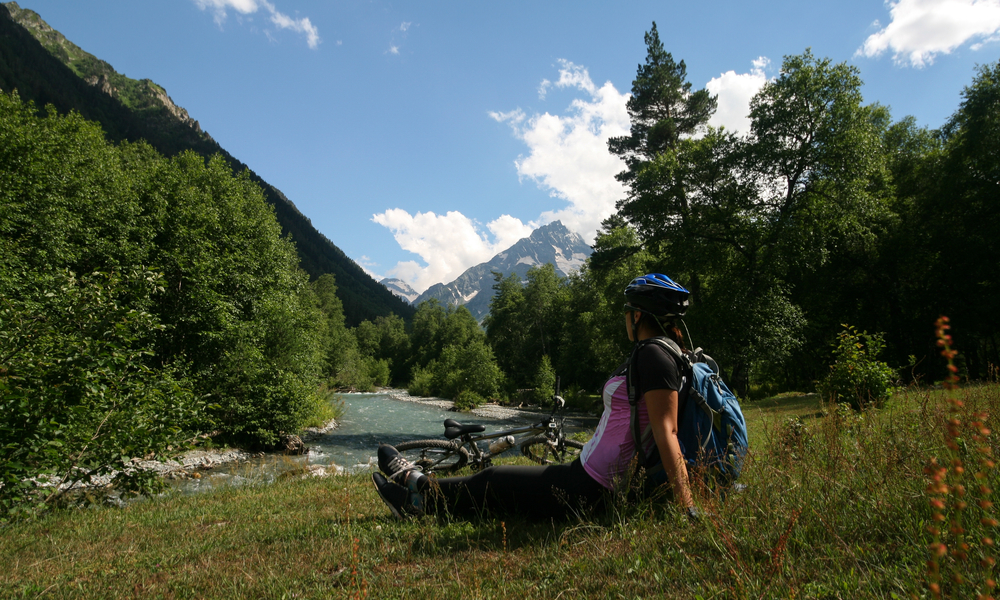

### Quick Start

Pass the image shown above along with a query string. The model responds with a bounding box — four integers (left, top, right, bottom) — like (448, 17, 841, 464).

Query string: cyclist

(372, 273, 696, 521)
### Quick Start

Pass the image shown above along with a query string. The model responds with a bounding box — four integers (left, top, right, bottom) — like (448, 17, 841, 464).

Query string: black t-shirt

(634, 340, 683, 395)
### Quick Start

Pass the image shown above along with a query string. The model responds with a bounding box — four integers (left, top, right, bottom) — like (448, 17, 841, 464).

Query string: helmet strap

(680, 318, 693, 350)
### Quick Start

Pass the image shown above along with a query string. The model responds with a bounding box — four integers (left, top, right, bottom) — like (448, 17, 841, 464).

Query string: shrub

(0, 92, 327, 450)
(0, 269, 202, 518)
(818, 325, 896, 410)
(408, 364, 435, 397)
(453, 390, 485, 411)
(531, 355, 556, 405)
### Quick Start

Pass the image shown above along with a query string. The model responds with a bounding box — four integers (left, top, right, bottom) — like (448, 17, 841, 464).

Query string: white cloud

(487, 109, 525, 124)
(373, 60, 628, 291)
(858, 0, 1000, 67)
(192, 0, 320, 49)
(706, 57, 771, 134)
(386, 21, 414, 56)
(537, 79, 552, 99)
(375, 58, 781, 291)
(356, 256, 384, 282)
(494, 60, 630, 245)
(371, 209, 533, 293)
(269, 9, 320, 49)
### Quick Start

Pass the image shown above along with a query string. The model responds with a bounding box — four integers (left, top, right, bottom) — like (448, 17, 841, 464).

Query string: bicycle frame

(395, 378, 584, 473)
(453, 418, 561, 467)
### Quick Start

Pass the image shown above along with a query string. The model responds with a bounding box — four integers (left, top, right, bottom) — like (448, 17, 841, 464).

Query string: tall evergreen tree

(607, 21, 717, 179)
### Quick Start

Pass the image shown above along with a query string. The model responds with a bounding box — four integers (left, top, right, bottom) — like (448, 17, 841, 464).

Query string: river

(169, 392, 596, 494)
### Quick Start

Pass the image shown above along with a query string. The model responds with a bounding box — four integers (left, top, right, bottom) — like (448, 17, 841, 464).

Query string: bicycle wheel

(519, 436, 585, 465)
(394, 439, 470, 474)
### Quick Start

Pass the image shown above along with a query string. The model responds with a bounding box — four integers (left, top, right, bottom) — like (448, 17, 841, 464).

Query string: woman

(371, 273, 696, 521)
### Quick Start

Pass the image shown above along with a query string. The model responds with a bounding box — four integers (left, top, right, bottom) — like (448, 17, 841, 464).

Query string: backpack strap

(627, 337, 689, 468)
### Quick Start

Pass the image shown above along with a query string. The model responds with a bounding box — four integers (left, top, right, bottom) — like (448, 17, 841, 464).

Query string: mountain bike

(394, 381, 584, 474)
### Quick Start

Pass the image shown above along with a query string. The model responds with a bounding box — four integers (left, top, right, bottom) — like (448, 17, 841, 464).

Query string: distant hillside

(413, 221, 592, 321)
(0, 1, 413, 326)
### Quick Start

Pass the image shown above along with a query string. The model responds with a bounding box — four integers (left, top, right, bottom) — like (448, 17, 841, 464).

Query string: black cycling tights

(417, 458, 606, 520)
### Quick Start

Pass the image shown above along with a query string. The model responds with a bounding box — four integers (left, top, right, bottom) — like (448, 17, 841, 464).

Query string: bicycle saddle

(443, 418, 486, 439)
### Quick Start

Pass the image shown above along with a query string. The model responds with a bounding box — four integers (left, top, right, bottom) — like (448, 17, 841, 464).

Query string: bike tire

(394, 439, 470, 474)
(519, 436, 585, 465)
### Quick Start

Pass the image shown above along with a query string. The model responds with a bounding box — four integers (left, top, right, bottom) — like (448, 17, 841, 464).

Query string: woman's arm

(644, 388, 694, 509)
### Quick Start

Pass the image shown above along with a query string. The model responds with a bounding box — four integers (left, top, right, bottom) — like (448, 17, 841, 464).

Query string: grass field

(2, 384, 998, 599)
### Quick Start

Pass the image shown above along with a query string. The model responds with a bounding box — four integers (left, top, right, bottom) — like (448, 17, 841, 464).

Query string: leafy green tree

(311, 274, 356, 377)
(925, 61, 1000, 376)
(484, 265, 568, 390)
(0, 90, 328, 451)
(407, 300, 503, 401)
(0, 268, 201, 517)
(142, 152, 325, 446)
(523, 264, 564, 359)
(531, 355, 557, 405)
(354, 314, 410, 385)
(407, 300, 448, 370)
(605, 40, 894, 391)
(608, 21, 716, 182)
(484, 272, 530, 385)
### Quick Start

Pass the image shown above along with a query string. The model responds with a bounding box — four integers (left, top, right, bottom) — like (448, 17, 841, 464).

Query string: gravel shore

(380, 388, 542, 421)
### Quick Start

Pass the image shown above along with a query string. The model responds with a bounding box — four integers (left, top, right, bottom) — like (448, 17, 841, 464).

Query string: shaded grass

(2, 385, 998, 599)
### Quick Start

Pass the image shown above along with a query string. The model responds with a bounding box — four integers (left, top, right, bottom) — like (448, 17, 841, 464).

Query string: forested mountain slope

(0, 2, 413, 326)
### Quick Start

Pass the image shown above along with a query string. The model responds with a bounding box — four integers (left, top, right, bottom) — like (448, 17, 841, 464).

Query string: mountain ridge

(405, 221, 592, 321)
(0, 1, 413, 326)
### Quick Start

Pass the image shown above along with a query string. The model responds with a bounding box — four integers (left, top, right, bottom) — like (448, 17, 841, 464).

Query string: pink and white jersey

(579, 374, 657, 490)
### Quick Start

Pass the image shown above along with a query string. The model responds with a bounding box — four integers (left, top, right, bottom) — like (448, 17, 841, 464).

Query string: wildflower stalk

(926, 316, 997, 599)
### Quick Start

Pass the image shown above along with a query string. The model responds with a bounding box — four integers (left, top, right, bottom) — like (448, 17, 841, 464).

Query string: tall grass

(2, 381, 998, 598)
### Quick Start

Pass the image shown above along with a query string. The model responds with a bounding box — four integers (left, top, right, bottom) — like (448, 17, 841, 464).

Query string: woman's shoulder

(636, 338, 685, 372)
(637, 337, 683, 359)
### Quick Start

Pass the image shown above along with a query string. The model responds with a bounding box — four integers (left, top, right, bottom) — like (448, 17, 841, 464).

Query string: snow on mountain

(381, 278, 420, 304)
(412, 221, 592, 321)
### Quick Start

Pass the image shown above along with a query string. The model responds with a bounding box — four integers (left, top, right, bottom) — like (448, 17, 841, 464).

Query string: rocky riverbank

(380, 388, 542, 420)
(27, 417, 343, 495)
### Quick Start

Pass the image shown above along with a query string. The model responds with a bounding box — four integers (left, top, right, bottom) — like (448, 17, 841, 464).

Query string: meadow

(2, 383, 997, 599)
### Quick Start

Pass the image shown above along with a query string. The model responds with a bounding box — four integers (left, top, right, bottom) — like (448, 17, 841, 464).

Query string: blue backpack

(627, 337, 749, 487)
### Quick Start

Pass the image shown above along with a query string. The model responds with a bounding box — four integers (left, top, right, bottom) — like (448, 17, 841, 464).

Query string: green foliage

(485, 265, 571, 391)
(354, 314, 410, 385)
(602, 36, 896, 391)
(818, 326, 896, 410)
(0, 89, 328, 468)
(607, 21, 717, 178)
(0, 3, 414, 328)
(310, 274, 389, 391)
(0, 268, 201, 517)
(406, 302, 503, 401)
(407, 365, 435, 398)
(452, 389, 486, 411)
(413, 340, 503, 401)
(304, 384, 344, 428)
(531, 355, 556, 405)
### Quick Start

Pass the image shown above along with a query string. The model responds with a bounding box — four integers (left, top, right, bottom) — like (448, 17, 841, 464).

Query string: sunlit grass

(2, 384, 997, 599)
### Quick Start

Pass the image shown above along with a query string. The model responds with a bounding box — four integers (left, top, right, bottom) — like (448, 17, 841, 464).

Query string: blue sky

(19, 0, 1000, 292)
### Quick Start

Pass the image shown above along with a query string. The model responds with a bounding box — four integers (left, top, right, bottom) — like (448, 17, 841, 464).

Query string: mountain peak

(410, 221, 592, 319)
(381, 278, 419, 304)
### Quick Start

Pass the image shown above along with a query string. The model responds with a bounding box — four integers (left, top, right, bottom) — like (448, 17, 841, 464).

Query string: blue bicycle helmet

(624, 273, 690, 318)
